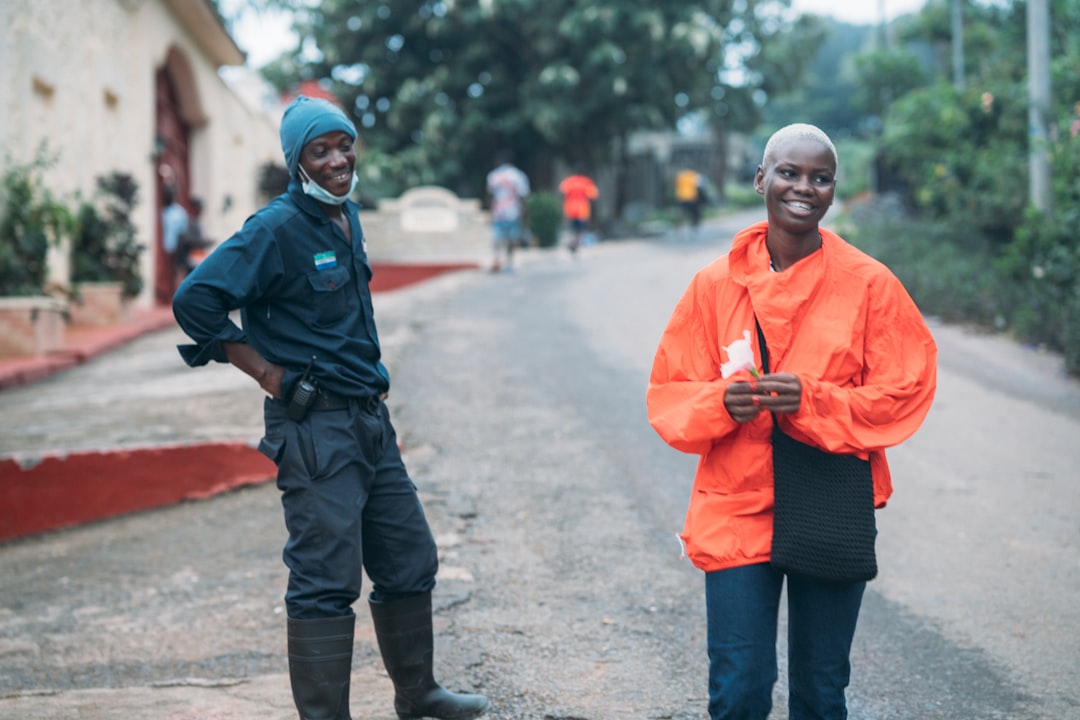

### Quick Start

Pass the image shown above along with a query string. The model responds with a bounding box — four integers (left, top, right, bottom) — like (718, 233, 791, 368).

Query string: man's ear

(753, 166, 765, 195)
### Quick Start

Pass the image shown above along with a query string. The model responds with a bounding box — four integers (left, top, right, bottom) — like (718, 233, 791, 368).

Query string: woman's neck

(766, 229, 821, 272)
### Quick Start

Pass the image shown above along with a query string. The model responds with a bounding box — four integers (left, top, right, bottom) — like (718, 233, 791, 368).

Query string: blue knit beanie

(279, 96, 357, 178)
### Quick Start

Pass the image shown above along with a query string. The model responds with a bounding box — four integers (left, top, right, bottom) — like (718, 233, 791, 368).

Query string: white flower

(675, 533, 688, 559)
(721, 329, 759, 379)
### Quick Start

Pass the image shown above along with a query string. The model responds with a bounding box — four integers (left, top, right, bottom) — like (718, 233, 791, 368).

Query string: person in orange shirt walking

(558, 168, 599, 253)
(647, 124, 937, 720)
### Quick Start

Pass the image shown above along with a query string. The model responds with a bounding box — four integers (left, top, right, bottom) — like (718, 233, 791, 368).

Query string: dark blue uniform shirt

(173, 182, 390, 399)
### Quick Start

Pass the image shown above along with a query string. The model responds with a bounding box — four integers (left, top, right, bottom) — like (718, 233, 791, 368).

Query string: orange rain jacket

(647, 222, 937, 573)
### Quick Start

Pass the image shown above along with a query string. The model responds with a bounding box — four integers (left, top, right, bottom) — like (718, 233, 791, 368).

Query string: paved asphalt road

(1, 208, 1078, 719)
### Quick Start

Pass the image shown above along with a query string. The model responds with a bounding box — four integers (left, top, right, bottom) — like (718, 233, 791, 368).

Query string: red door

(154, 67, 191, 305)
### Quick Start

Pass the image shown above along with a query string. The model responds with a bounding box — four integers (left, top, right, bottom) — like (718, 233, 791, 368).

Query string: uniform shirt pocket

(306, 266, 352, 326)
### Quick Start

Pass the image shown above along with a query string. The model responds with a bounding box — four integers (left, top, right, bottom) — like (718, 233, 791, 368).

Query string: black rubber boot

(287, 614, 355, 720)
(369, 592, 489, 720)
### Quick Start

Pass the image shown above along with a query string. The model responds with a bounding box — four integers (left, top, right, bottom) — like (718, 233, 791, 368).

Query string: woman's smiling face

(754, 137, 836, 235)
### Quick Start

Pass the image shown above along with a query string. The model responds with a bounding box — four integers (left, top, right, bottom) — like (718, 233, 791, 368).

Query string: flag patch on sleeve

(314, 251, 337, 270)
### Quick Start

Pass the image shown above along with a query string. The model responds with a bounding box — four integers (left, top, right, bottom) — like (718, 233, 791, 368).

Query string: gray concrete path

(3, 207, 1078, 719)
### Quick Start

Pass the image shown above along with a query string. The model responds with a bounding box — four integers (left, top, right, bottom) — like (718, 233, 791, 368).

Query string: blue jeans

(705, 563, 865, 720)
(492, 218, 523, 245)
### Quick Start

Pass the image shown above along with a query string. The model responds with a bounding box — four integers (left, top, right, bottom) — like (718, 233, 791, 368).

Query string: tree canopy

(244, 0, 821, 199)
(843, 0, 1080, 374)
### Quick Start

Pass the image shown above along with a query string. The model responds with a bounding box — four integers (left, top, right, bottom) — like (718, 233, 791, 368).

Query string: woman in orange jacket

(647, 124, 937, 720)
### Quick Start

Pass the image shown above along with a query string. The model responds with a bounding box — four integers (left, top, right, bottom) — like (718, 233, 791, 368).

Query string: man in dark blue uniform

(173, 96, 489, 720)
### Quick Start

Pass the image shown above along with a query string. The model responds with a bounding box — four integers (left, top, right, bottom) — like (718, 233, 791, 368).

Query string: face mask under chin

(298, 167, 358, 205)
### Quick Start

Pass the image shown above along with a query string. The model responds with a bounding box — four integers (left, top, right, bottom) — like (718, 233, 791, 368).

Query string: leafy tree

(902, 0, 1025, 85)
(848, 0, 1080, 372)
(852, 49, 929, 120)
(247, 0, 820, 204)
(872, 0, 1068, 244)
(763, 18, 870, 139)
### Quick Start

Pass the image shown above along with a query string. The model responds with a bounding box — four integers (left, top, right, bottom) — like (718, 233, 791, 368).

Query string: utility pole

(952, 0, 965, 91)
(877, 0, 890, 49)
(1027, 0, 1052, 213)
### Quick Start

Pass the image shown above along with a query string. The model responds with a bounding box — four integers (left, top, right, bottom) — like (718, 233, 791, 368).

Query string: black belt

(309, 389, 379, 412)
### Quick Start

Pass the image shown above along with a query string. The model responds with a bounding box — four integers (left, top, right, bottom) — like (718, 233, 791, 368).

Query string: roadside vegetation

(830, 0, 1080, 375)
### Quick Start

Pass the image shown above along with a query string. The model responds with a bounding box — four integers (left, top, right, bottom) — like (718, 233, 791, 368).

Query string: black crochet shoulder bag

(756, 320, 878, 584)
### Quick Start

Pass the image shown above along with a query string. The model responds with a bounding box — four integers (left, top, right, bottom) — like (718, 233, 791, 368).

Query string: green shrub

(834, 139, 873, 201)
(526, 191, 562, 248)
(995, 207, 1080, 352)
(722, 182, 761, 209)
(1064, 287, 1080, 376)
(258, 161, 290, 201)
(849, 203, 1080, 374)
(0, 151, 72, 296)
(847, 215, 1000, 326)
(71, 172, 144, 298)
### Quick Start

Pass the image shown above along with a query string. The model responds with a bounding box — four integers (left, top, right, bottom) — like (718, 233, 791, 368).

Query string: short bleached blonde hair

(761, 123, 838, 171)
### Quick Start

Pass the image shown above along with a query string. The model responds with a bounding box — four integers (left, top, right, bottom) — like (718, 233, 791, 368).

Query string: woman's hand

(724, 372, 802, 423)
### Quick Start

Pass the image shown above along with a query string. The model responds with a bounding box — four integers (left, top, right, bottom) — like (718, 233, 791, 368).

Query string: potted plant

(0, 151, 72, 357)
(68, 172, 144, 326)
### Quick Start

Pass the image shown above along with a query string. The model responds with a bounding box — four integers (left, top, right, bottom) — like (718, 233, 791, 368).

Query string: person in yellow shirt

(674, 168, 708, 235)
(648, 124, 937, 720)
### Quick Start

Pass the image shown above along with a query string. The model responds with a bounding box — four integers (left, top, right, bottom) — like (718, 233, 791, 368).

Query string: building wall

(0, 0, 280, 309)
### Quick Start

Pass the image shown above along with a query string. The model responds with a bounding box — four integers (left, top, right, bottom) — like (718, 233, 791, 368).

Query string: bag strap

(754, 317, 770, 375)
(754, 317, 781, 437)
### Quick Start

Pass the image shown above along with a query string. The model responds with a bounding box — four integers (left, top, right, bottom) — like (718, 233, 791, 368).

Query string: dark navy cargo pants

(258, 396, 438, 619)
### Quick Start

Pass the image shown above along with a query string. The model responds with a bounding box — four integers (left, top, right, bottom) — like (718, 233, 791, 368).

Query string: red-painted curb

(0, 307, 176, 390)
(0, 442, 276, 543)
(0, 262, 478, 543)
(369, 262, 478, 293)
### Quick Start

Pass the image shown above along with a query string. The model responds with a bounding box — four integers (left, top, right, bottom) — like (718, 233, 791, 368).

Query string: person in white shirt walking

(485, 151, 530, 272)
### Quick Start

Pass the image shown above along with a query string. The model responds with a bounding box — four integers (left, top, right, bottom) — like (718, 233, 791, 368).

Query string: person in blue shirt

(172, 96, 489, 720)
(161, 184, 189, 298)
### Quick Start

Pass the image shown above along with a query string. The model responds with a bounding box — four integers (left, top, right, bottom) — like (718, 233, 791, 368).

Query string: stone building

(0, 0, 280, 310)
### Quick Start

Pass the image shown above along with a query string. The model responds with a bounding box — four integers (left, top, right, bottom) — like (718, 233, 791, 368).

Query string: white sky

(225, 0, 931, 69)
(221, 0, 298, 68)
(789, 0, 928, 25)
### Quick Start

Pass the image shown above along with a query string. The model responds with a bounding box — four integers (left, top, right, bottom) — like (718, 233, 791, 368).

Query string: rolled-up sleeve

(172, 223, 281, 367)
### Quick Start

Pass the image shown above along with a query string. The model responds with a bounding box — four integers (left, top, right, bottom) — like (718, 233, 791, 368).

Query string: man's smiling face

(299, 130, 356, 196)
